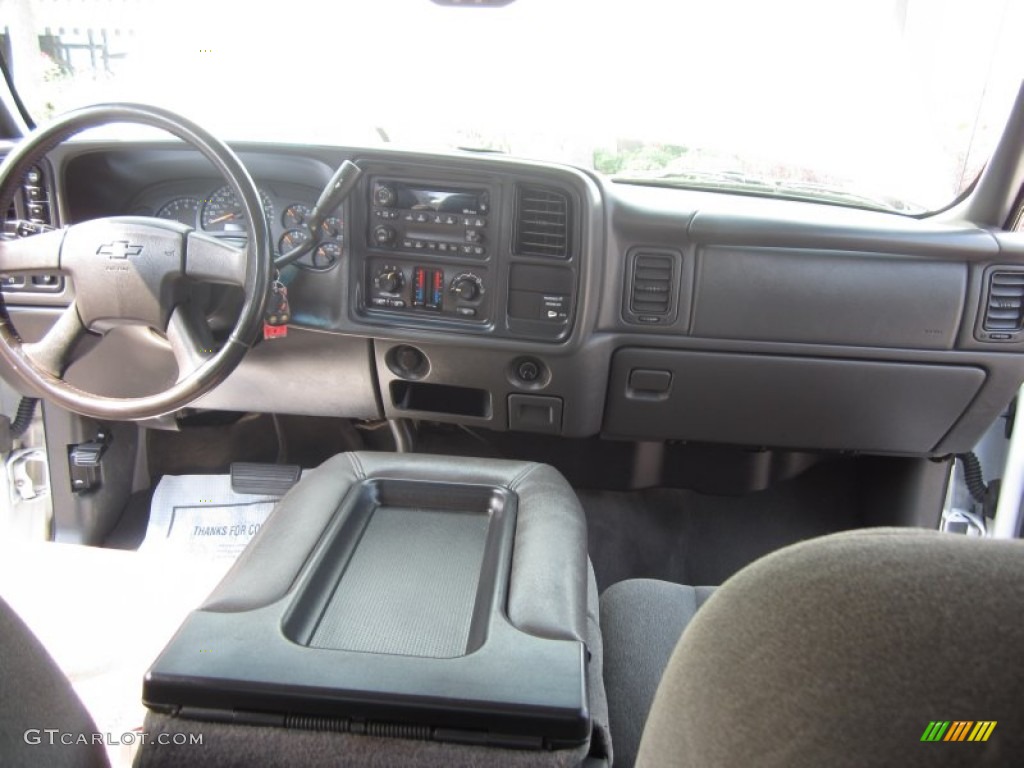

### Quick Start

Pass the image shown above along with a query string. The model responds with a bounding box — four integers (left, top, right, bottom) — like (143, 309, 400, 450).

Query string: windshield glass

(1, 0, 1022, 213)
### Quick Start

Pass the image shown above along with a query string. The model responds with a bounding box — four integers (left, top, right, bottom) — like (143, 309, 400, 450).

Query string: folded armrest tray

(143, 478, 589, 750)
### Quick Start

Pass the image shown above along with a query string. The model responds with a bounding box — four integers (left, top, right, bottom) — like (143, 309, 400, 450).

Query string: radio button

(374, 185, 397, 207)
(373, 225, 396, 246)
(456, 307, 477, 318)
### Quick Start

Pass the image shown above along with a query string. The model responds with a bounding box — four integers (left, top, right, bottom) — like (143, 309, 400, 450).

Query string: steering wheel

(0, 104, 271, 421)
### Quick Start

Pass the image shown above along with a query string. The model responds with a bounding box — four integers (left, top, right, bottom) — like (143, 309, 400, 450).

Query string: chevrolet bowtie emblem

(97, 241, 143, 259)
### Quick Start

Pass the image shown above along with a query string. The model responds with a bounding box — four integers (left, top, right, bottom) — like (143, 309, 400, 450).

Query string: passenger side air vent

(623, 248, 679, 325)
(513, 185, 570, 259)
(979, 270, 1024, 342)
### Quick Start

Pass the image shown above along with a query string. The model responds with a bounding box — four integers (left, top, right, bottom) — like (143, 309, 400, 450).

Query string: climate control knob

(451, 274, 483, 302)
(375, 266, 404, 293)
(372, 225, 396, 247)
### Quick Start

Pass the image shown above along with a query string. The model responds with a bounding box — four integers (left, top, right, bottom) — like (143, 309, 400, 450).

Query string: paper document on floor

(140, 474, 281, 560)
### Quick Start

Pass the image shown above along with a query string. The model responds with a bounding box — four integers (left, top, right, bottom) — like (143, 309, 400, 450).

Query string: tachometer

(201, 185, 275, 232)
(156, 197, 201, 227)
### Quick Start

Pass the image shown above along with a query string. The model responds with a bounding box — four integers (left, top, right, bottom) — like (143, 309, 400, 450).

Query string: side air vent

(980, 270, 1024, 342)
(623, 248, 680, 325)
(513, 185, 570, 259)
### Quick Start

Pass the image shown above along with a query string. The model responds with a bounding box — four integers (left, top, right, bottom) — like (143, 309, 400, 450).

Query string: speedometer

(201, 185, 275, 232)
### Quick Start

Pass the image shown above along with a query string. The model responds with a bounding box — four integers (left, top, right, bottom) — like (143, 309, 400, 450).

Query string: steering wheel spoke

(22, 302, 87, 377)
(0, 228, 65, 273)
(166, 303, 217, 383)
(186, 231, 249, 286)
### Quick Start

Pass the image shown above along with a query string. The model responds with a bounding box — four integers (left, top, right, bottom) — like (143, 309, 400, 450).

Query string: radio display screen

(397, 186, 482, 215)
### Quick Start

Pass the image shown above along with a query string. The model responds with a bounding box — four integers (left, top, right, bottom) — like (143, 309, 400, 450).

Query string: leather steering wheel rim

(0, 103, 271, 421)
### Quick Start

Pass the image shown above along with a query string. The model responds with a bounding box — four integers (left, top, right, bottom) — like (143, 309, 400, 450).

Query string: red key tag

(263, 323, 288, 340)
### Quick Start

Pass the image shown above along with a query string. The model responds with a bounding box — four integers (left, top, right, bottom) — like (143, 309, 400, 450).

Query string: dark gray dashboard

(2, 139, 1023, 457)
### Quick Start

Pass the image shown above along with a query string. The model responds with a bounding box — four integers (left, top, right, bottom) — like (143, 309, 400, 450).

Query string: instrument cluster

(152, 184, 343, 271)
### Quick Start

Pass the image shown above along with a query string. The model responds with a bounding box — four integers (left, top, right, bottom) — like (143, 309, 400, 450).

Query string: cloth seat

(633, 529, 1024, 767)
(600, 580, 714, 768)
(0, 594, 109, 768)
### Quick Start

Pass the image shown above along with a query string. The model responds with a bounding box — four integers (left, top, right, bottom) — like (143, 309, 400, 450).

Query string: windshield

(1, 0, 1022, 213)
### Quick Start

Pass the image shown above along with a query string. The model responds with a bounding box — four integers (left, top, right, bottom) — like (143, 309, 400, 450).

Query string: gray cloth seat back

(0, 595, 109, 768)
(636, 529, 1024, 767)
(600, 580, 714, 768)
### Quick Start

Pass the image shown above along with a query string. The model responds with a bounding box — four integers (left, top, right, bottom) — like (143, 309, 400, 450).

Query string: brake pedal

(230, 462, 301, 496)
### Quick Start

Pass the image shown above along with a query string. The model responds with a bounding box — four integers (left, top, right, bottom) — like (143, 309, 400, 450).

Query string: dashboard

(2, 140, 1024, 458)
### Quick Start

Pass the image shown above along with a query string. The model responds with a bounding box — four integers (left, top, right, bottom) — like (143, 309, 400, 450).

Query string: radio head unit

(368, 178, 492, 258)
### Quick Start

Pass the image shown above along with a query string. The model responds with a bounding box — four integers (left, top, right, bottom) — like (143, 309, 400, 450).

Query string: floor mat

(581, 459, 865, 592)
(139, 474, 282, 560)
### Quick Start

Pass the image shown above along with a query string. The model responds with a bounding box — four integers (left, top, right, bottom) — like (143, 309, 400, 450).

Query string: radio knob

(372, 225, 396, 247)
(374, 184, 397, 207)
(376, 267, 404, 293)
(451, 275, 482, 302)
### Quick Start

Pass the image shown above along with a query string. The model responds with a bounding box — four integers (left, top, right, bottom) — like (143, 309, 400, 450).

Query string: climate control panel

(366, 260, 491, 323)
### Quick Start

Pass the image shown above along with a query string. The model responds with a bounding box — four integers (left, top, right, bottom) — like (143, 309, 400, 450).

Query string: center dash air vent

(623, 249, 679, 325)
(980, 270, 1024, 342)
(513, 185, 570, 259)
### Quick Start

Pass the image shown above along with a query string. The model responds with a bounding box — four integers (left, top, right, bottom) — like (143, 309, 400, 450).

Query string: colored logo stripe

(921, 721, 996, 742)
(969, 722, 997, 742)
(944, 721, 972, 741)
